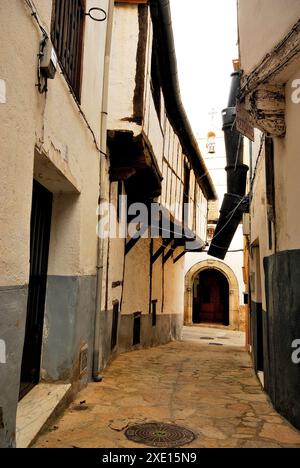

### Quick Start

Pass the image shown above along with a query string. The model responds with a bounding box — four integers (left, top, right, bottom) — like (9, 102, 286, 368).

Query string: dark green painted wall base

(42, 275, 96, 384)
(118, 313, 182, 354)
(0, 285, 28, 448)
(98, 311, 183, 371)
(250, 302, 264, 373)
(0, 276, 96, 448)
(263, 250, 300, 430)
(98, 308, 114, 371)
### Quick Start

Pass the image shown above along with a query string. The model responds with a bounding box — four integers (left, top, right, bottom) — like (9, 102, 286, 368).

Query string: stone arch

(185, 260, 240, 330)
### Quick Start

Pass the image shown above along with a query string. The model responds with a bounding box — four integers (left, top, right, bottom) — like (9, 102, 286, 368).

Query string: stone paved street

(34, 329, 300, 448)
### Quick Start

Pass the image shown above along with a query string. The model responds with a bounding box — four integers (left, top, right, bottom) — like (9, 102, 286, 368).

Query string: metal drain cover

(125, 422, 196, 448)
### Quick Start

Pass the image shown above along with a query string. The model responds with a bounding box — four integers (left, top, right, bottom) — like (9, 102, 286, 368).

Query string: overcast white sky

(170, 0, 239, 137)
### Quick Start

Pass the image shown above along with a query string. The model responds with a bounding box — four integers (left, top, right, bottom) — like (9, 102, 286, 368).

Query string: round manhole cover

(125, 422, 196, 448)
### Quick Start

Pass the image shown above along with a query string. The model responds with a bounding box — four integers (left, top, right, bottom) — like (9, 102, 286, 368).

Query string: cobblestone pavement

(34, 330, 300, 448)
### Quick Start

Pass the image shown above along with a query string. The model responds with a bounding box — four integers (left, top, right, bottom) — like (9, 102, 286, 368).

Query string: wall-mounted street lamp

(207, 131, 216, 154)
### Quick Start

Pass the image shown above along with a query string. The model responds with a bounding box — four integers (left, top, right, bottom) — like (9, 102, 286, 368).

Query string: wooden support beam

(238, 19, 300, 138)
(173, 250, 186, 264)
(151, 238, 173, 264)
(244, 83, 286, 137)
(240, 19, 300, 98)
(163, 244, 174, 265)
(125, 224, 149, 255)
(116, 0, 148, 4)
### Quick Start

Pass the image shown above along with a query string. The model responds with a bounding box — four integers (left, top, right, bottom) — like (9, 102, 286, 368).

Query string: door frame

(194, 269, 229, 326)
(185, 260, 240, 329)
(19, 180, 53, 400)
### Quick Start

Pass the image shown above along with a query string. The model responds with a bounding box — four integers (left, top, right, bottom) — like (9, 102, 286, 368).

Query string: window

(183, 163, 190, 224)
(193, 183, 198, 232)
(152, 301, 157, 327)
(51, 0, 85, 100)
(117, 181, 123, 223)
(133, 312, 141, 346)
(111, 301, 119, 351)
(151, 39, 161, 119)
(265, 137, 275, 250)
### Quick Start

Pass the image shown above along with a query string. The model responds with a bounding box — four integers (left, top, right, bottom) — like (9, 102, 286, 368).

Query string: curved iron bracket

(85, 8, 107, 22)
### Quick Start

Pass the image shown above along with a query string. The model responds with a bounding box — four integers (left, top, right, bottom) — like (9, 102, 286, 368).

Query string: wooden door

(19, 181, 53, 400)
(194, 270, 229, 325)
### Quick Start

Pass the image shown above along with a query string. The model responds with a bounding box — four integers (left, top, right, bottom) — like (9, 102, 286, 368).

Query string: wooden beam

(240, 18, 300, 98)
(151, 238, 173, 264)
(173, 250, 186, 264)
(116, 0, 148, 4)
(163, 244, 175, 265)
(241, 83, 286, 137)
(125, 224, 148, 255)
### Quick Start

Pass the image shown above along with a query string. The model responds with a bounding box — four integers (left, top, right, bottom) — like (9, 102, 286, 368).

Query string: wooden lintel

(116, 0, 148, 4)
(240, 18, 300, 98)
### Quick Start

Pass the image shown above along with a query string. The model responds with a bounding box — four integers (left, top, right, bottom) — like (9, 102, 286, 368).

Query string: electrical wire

(250, 133, 265, 191)
(205, 132, 264, 248)
(204, 246, 244, 253)
(61, 73, 105, 156)
(240, 19, 300, 99)
(234, 134, 242, 171)
(23, 0, 107, 158)
(36, 37, 48, 94)
(209, 195, 248, 243)
(24, 0, 48, 37)
(24, 0, 49, 94)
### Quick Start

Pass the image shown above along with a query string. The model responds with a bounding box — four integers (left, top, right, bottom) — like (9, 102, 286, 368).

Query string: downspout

(208, 72, 249, 260)
(93, 0, 114, 382)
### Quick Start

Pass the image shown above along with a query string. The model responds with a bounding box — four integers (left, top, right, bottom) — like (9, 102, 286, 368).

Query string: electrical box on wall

(40, 38, 58, 79)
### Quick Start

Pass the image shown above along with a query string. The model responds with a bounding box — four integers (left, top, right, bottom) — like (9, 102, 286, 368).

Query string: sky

(170, 0, 239, 138)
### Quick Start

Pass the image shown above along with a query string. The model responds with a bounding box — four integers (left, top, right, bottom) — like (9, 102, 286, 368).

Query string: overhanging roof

(150, 0, 217, 201)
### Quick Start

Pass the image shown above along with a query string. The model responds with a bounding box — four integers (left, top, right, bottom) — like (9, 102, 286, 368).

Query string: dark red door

(193, 270, 229, 325)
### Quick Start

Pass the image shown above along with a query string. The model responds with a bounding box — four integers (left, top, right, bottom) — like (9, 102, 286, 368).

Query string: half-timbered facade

(98, 0, 216, 366)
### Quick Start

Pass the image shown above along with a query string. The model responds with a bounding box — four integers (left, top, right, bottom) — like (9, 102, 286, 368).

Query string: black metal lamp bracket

(85, 8, 107, 22)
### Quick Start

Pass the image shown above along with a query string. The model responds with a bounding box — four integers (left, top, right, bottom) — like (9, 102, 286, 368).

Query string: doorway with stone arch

(193, 269, 229, 326)
(185, 260, 241, 330)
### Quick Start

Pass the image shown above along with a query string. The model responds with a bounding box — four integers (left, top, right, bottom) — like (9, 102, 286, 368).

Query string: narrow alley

(34, 328, 300, 449)
(2, 0, 300, 451)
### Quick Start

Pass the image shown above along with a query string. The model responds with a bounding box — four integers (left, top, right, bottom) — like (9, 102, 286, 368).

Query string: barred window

(51, 0, 85, 101)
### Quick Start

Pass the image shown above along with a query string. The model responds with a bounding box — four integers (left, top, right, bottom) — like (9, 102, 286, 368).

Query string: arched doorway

(193, 269, 229, 326)
(185, 260, 241, 330)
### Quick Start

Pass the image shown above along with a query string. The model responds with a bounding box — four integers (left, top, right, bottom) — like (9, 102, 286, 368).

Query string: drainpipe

(208, 72, 249, 260)
(93, 0, 114, 382)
